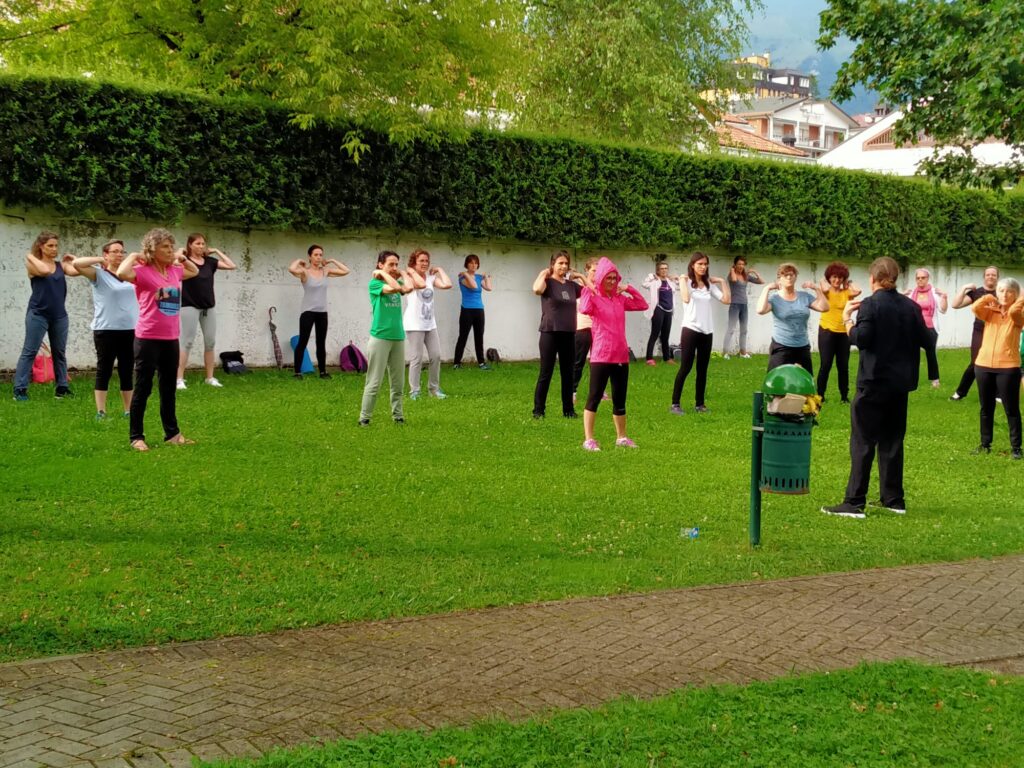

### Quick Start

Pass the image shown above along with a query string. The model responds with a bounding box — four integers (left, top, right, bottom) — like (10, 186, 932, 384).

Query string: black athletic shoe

(1013, 449, 1022, 460)
(869, 500, 906, 515)
(358, 418, 370, 427)
(393, 417, 405, 424)
(972, 445, 991, 455)
(821, 503, 866, 519)
(563, 410, 578, 419)
(54, 386, 73, 399)
(319, 372, 331, 379)
(532, 411, 545, 419)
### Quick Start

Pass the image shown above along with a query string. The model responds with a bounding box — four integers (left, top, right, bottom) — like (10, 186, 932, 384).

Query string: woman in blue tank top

(12, 231, 80, 401)
(452, 254, 493, 369)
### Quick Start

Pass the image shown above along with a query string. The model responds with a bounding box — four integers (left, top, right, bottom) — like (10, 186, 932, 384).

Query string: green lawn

(1, 349, 1021, 661)
(207, 661, 1023, 768)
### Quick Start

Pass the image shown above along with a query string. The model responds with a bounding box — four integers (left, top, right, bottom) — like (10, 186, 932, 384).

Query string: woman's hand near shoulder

(71, 255, 103, 281)
(59, 253, 80, 277)
(117, 252, 143, 283)
(532, 268, 551, 295)
(209, 248, 238, 271)
(755, 282, 776, 315)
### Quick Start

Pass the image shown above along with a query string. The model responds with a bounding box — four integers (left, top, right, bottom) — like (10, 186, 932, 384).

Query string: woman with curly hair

(816, 261, 861, 402)
(117, 228, 198, 451)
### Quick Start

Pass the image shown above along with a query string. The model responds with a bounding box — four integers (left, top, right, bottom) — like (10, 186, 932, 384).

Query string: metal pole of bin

(750, 391, 764, 547)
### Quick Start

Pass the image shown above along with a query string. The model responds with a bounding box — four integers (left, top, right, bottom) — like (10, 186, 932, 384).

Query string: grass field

(207, 661, 1023, 768)
(1, 349, 1021, 662)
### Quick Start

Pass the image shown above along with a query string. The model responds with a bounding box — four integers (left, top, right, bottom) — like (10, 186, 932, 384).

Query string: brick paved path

(3, 556, 1023, 768)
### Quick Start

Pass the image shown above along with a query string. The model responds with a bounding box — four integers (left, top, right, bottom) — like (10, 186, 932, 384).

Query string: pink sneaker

(615, 437, 638, 448)
(582, 439, 601, 452)
(645, 359, 656, 366)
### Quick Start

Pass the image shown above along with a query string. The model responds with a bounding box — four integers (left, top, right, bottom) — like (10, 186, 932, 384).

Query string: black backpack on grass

(220, 350, 249, 374)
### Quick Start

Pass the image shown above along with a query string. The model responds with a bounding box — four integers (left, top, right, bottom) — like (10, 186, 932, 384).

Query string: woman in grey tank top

(288, 244, 350, 378)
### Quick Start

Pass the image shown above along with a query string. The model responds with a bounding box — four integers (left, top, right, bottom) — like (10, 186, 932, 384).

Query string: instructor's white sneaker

(205, 377, 223, 388)
(176, 379, 187, 390)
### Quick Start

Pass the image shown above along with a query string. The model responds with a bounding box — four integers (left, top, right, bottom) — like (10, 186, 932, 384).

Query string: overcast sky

(742, 0, 853, 69)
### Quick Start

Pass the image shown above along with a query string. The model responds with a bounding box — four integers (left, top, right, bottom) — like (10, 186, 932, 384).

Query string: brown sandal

(130, 439, 150, 452)
(164, 434, 195, 446)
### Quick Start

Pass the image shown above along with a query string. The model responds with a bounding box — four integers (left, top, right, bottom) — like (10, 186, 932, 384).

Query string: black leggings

(534, 331, 575, 416)
(130, 338, 180, 443)
(295, 311, 328, 374)
(586, 362, 628, 415)
(94, 329, 135, 391)
(816, 327, 851, 399)
(672, 328, 713, 407)
(955, 327, 985, 397)
(976, 366, 1022, 450)
(646, 307, 673, 362)
(923, 327, 940, 381)
(768, 340, 813, 375)
(454, 308, 485, 365)
(573, 329, 592, 393)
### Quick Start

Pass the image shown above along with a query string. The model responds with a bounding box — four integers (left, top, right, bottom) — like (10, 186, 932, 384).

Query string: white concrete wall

(0, 207, 1005, 370)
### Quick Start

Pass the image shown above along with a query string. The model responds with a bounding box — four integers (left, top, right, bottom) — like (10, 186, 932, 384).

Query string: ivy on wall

(2, 74, 1022, 264)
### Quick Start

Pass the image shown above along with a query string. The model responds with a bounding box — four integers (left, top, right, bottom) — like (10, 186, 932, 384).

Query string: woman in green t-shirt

(358, 251, 423, 425)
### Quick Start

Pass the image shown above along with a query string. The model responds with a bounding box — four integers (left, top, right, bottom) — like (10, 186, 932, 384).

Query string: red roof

(716, 123, 807, 157)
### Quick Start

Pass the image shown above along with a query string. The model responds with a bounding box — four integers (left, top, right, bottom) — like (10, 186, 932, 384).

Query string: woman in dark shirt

(532, 250, 585, 418)
(175, 233, 237, 390)
(12, 231, 79, 401)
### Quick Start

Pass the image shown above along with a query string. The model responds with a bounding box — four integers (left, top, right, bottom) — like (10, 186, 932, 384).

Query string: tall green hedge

(1, 74, 1021, 264)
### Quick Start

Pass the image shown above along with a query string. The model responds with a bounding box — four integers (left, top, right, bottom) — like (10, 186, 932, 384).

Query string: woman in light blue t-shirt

(72, 240, 140, 419)
(756, 262, 828, 374)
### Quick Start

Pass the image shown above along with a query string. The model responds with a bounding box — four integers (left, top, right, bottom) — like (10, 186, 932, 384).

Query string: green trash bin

(759, 365, 815, 495)
(760, 414, 813, 494)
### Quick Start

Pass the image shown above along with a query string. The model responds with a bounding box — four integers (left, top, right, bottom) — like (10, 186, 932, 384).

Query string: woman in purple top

(12, 231, 80, 401)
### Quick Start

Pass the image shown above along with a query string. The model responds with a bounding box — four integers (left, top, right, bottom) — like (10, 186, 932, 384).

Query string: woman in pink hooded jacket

(579, 257, 649, 451)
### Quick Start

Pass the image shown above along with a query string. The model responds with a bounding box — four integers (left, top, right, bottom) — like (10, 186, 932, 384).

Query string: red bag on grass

(32, 343, 55, 384)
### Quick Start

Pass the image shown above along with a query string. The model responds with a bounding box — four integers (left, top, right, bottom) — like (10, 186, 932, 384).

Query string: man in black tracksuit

(822, 257, 930, 519)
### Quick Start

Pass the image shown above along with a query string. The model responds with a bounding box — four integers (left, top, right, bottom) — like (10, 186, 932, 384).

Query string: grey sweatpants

(407, 329, 441, 395)
(360, 336, 405, 421)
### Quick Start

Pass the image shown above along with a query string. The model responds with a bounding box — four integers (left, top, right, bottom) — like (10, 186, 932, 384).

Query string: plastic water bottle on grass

(680, 526, 699, 540)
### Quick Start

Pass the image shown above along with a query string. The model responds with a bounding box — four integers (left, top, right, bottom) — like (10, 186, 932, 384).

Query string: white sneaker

(740, 353, 751, 359)
(723, 354, 731, 360)
(205, 377, 223, 388)
(176, 379, 187, 390)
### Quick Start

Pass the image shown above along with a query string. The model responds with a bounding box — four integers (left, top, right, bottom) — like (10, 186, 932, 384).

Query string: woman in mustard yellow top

(816, 261, 861, 403)
(971, 277, 1024, 458)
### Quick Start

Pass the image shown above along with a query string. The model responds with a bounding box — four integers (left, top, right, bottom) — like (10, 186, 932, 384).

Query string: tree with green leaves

(819, 0, 1024, 189)
(0, 0, 522, 150)
(516, 0, 759, 151)
(0, 0, 759, 153)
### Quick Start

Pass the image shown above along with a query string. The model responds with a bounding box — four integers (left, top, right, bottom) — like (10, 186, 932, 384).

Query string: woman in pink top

(578, 257, 648, 451)
(905, 268, 947, 388)
(118, 228, 198, 451)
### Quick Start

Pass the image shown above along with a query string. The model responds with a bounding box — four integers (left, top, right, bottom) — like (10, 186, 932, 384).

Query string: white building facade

(817, 110, 1018, 175)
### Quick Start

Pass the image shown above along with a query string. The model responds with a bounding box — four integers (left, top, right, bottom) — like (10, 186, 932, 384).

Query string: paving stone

(3, 556, 1024, 767)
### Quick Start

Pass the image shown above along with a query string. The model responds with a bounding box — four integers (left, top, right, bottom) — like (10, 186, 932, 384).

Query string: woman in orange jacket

(971, 278, 1024, 458)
